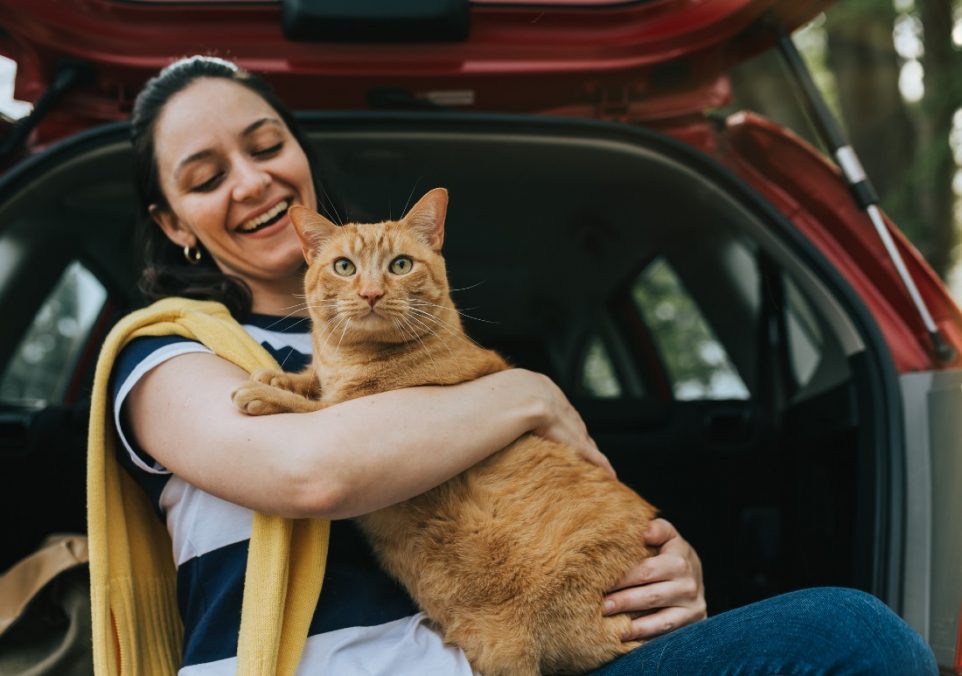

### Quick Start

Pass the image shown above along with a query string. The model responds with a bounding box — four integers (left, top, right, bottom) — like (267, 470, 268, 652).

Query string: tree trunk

(825, 0, 959, 278)
(824, 4, 921, 231)
(915, 0, 959, 277)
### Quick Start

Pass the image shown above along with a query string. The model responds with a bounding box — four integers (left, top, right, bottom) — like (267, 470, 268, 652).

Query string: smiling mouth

(237, 199, 290, 234)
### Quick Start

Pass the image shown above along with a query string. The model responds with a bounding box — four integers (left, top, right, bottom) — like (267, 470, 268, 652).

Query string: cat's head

(289, 188, 458, 347)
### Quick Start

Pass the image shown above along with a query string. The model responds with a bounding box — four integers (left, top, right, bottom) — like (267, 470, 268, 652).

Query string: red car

(0, 0, 959, 672)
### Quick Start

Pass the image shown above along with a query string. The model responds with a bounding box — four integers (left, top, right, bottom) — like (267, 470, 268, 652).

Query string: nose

(231, 157, 271, 202)
(359, 287, 384, 308)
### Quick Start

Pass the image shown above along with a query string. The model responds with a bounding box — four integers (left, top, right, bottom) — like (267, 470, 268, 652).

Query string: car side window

(579, 335, 623, 398)
(783, 276, 823, 389)
(632, 257, 749, 401)
(0, 261, 108, 405)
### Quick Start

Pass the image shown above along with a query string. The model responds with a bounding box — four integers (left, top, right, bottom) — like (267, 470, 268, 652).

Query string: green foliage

(633, 259, 748, 400)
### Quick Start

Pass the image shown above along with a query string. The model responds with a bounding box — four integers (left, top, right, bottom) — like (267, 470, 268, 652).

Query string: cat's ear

(403, 188, 448, 252)
(289, 205, 339, 263)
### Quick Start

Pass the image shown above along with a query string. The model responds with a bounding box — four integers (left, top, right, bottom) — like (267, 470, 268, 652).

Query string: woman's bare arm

(126, 352, 606, 520)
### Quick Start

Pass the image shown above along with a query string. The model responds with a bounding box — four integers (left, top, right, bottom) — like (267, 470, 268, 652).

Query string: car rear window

(0, 262, 107, 406)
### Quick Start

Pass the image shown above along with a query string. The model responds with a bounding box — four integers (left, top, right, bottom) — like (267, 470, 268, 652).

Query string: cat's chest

(316, 359, 418, 402)
(314, 343, 508, 403)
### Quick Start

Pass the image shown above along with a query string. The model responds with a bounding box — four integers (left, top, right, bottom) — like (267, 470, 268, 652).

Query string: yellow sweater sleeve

(87, 297, 329, 675)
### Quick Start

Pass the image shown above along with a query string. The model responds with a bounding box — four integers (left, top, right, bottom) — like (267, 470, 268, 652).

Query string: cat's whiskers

(276, 301, 309, 311)
(409, 298, 497, 325)
(400, 311, 440, 342)
(402, 312, 462, 371)
(403, 313, 477, 382)
(333, 316, 353, 354)
(407, 307, 485, 350)
(272, 298, 339, 327)
(391, 316, 423, 350)
(301, 297, 340, 309)
(317, 187, 344, 226)
(319, 314, 350, 356)
(447, 281, 486, 294)
(397, 314, 444, 377)
(406, 307, 470, 340)
(260, 308, 314, 331)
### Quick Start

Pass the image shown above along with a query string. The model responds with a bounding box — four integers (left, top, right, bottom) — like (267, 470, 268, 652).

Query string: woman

(103, 55, 935, 674)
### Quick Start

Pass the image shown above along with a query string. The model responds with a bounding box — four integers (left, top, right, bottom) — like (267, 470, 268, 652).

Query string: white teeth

(238, 200, 289, 232)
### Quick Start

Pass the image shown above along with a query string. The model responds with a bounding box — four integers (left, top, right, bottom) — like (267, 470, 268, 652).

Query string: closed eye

(191, 173, 223, 192)
(253, 142, 283, 157)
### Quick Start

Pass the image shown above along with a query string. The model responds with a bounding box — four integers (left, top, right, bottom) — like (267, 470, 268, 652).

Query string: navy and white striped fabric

(110, 313, 474, 675)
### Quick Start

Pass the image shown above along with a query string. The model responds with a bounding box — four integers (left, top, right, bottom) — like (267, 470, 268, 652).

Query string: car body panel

(0, 0, 828, 129)
(714, 113, 962, 374)
(900, 370, 962, 669)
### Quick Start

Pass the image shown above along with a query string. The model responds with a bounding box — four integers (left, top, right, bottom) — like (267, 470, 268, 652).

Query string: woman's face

(151, 77, 317, 300)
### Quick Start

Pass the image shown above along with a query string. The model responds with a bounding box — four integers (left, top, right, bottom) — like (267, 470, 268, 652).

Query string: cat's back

(361, 434, 655, 674)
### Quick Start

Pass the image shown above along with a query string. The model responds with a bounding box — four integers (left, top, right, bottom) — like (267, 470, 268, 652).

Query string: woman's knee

(778, 587, 937, 675)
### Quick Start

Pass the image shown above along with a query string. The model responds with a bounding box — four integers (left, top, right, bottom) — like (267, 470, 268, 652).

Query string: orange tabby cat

(232, 188, 656, 675)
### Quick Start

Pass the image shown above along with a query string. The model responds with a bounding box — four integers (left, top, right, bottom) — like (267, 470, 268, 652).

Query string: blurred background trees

(731, 0, 962, 286)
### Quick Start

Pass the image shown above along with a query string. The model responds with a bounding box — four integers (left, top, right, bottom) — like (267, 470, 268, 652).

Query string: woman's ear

(149, 204, 196, 248)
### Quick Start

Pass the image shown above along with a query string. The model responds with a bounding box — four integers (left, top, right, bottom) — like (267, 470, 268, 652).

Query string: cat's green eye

(333, 258, 356, 276)
(389, 256, 413, 275)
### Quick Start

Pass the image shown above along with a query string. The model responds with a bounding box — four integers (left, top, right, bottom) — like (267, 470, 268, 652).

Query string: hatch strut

(774, 29, 956, 363)
(0, 60, 90, 161)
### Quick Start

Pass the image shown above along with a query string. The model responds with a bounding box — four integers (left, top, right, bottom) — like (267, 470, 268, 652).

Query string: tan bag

(0, 535, 91, 675)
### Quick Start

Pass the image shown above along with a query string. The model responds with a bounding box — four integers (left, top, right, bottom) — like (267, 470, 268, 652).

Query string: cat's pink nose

(360, 289, 384, 307)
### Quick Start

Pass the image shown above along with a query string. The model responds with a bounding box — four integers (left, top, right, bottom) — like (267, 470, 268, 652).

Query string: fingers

(602, 518, 707, 642)
(622, 604, 706, 641)
(608, 547, 692, 592)
(527, 372, 615, 477)
(604, 577, 701, 617)
(583, 443, 617, 478)
(642, 518, 678, 548)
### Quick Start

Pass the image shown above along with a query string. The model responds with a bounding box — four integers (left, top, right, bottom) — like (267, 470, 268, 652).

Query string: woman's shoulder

(108, 303, 314, 394)
(110, 334, 211, 400)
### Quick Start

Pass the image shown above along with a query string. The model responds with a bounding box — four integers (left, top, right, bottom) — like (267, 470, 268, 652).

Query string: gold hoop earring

(183, 245, 202, 265)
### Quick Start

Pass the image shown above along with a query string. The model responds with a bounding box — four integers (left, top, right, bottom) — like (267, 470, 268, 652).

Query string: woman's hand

(520, 370, 615, 477)
(603, 518, 706, 641)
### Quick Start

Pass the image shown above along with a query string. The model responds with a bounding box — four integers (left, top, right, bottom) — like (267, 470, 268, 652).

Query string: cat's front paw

(251, 368, 293, 389)
(231, 382, 287, 416)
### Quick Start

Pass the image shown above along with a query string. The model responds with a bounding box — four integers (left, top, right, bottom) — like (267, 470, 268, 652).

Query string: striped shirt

(110, 313, 474, 675)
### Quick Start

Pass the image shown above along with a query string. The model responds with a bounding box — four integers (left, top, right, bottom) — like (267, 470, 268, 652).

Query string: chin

(348, 314, 409, 344)
(271, 249, 311, 277)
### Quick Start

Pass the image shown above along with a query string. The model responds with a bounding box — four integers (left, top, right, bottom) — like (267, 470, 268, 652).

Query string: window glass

(580, 336, 622, 398)
(0, 56, 32, 121)
(0, 262, 107, 405)
(632, 258, 749, 400)
(784, 277, 823, 388)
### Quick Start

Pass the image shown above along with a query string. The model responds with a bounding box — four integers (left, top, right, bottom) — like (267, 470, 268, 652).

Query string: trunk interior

(0, 113, 896, 615)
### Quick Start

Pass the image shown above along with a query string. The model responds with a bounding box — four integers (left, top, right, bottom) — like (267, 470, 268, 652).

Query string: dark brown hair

(131, 56, 330, 319)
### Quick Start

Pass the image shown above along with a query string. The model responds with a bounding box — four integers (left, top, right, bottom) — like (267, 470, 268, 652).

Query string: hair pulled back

(131, 56, 324, 319)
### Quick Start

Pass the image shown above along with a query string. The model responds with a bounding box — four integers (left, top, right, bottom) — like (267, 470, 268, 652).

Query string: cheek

(178, 194, 227, 236)
(285, 151, 316, 204)
(405, 270, 435, 296)
(314, 272, 353, 302)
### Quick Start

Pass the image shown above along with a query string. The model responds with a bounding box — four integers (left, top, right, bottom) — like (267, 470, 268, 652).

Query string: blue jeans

(591, 587, 937, 675)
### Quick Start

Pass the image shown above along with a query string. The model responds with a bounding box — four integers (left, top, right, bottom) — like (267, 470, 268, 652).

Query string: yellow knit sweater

(87, 297, 330, 675)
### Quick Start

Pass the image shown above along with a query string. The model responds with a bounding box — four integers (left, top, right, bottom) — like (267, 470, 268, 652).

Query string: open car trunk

(0, 112, 901, 616)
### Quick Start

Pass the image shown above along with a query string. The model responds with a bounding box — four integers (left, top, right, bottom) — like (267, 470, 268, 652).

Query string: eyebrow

(173, 117, 284, 180)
